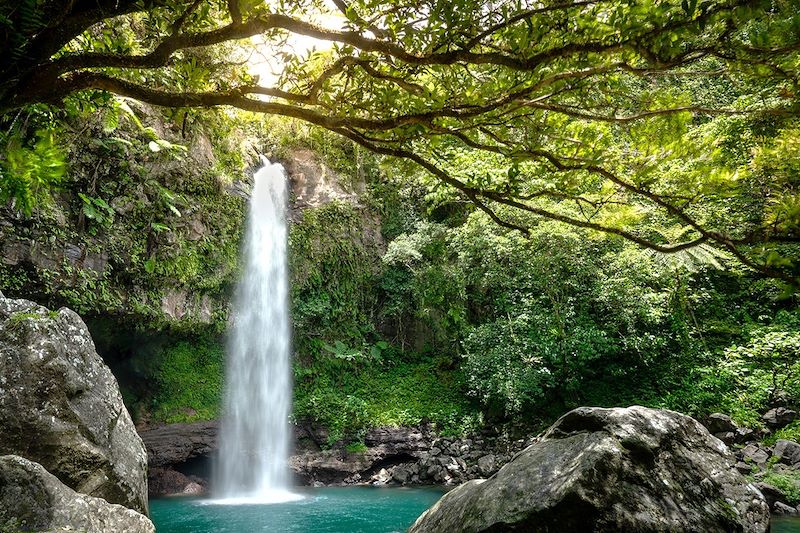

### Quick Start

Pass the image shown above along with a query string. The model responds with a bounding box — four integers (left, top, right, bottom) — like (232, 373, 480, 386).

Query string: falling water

(213, 158, 299, 504)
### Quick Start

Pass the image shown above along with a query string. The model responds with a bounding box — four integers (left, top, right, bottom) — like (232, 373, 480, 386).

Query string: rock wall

(139, 420, 530, 496)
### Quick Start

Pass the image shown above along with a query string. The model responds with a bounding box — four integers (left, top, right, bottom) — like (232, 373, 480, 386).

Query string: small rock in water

(371, 468, 391, 485)
(182, 482, 204, 495)
(773, 501, 799, 515)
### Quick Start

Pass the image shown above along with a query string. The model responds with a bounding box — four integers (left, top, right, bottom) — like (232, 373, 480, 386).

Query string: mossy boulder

(0, 455, 154, 532)
(0, 295, 149, 514)
(409, 406, 770, 533)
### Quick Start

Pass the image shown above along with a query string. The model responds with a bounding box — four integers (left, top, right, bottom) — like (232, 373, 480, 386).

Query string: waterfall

(213, 158, 299, 503)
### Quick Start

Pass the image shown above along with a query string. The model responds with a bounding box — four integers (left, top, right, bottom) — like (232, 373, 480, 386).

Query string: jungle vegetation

(0, 0, 799, 447)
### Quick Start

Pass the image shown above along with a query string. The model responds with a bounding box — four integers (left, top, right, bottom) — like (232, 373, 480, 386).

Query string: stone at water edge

(0, 296, 149, 514)
(0, 455, 154, 533)
(409, 406, 770, 533)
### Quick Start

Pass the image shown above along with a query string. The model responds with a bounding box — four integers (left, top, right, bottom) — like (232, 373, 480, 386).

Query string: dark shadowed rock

(762, 407, 797, 429)
(755, 482, 787, 509)
(704, 412, 739, 434)
(0, 455, 154, 532)
(409, 406, 769, 533)
(148, 467, 208, 497)
(0, 297, 149, 514)
(140, 420, 219, 467)
(773, 440, 800, 467)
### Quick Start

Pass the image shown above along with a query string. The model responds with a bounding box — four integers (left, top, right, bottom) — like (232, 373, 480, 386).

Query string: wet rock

(148, 467, 207, 497)
(762, 407, 797, 429)
(140, 421, 219, 467)
(0, 455, 154, 532)
(773, 501, 799, 515)
(755, 482, 787, 509)
(289, 450, 375, 485)
(0, 297, 149, 514)
(392, 465, 412, 484)
(410, 406, 769, 533)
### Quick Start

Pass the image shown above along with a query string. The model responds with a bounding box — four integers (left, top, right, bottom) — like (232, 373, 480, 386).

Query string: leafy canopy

(1, 0, 800, 282)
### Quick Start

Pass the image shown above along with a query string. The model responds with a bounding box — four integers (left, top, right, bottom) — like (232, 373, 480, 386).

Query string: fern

(6, 0, 44, 62)
(646, 225, 729, 273)
(0, 129, 67, 215)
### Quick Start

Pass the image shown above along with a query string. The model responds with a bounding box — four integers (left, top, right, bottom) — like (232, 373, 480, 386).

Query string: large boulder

(409, 406, 770, 533)
(0, 455, 154, 532)
(0, 296, 149, 514)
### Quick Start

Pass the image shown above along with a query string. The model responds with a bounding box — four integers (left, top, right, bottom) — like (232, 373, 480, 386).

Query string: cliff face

(0, 107, 378, 331)
(0, 105, 386, 425)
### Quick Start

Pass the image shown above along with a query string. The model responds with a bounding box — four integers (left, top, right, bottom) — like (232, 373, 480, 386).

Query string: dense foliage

(0, 0, 799, 449)
(2, 0, 800, 282)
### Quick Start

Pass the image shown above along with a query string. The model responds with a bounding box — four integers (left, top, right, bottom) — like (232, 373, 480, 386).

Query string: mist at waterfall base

(211, 158, 300, 505)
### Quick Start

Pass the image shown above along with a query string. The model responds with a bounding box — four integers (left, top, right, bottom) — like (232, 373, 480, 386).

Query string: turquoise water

(773, 518, 800, 532)
(150, 486, 445, 533)
(152, 487, 800, 533)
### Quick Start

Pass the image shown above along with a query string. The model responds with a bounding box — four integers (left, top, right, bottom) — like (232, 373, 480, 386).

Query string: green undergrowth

(760, 469, 800, 505)
(132, 335, 225, 424)
(293, 354, 481, 445)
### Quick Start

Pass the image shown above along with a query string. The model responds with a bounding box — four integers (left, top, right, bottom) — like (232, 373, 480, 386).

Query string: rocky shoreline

(140, 411, 800, 520)
(140, 420, 534, 496)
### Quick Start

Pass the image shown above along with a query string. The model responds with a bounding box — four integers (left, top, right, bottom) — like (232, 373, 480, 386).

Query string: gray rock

(736, 427, 756, 443)
(704, 412, 739, 434)
(762, 407, 797, 429)
(476, 454, 496, 477)
(64, 243, 83, 263)
(409, 406, 769, 533)
(754, 482, 787, 509)
(0, 297, 149, 514)
(392, 465, 412, 484)
(714, 431, 736, 445)
(0, 455, 154, 532)
(371, 468, 391, 485)
(140, 421, 219, 468)
(289, 450, 375, 485)
(741, 443, 771, 466)
(773, 501, 799, 515)
(773, 439, 800, 466)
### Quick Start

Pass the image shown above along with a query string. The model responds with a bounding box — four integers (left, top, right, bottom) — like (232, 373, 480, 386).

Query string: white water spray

(213, 158, 299, 504)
